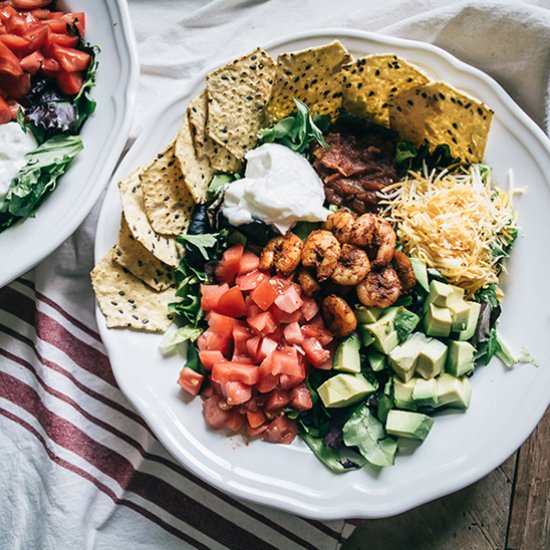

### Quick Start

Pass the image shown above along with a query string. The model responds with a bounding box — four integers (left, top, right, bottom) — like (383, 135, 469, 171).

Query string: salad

(0, 0, 97, 232)
(92, 41, 531, 473)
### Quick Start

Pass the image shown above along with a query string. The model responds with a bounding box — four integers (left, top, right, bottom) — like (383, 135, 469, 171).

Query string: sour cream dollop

(222, 143, 329, 234)
(0, 122, 36, 204)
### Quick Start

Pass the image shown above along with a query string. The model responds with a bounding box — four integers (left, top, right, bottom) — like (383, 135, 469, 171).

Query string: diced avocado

(358, 324, 376, 347)
(363, 307, 400, 354)
(446, 341, 475, 377)
(428, 280, 464, 308)
(423, 303, 452, 337)
(385, 410, 434, 441)
(416, 336, 447, 379)
(334, 334, 361, 373)
(392, 377, 417, 411)
(355, 305, 382, 324)
(388, 333, 425, 382)
(448, 298, 472, 331)
(410, 257, 429, 292)
(367, 349, 386, 372)
(412, 378, 438, 407)
(454, 301, 481, 341)
(435, 373, 472, 409)
(317, 373, 377, 408)
(377, 394, 394, 423)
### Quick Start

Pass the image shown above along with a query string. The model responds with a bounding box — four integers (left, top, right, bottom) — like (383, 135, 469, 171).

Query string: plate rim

(95, 28, 550, 519)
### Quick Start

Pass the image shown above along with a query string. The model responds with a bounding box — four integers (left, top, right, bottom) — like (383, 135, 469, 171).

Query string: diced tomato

(301, 297, 320, 321)
(177, 367, 204, 397)
(246, 409, 266, 429)
(247, 422, 269, 437)
(289, 383, 313, 411)
(12, 0, 53, 8)
(215, 244, 244, 285)
(245, 335, 261, 361)
(214, 286, 246, 318)
(250, 279, 278, 311)
(225, 409, 244, 432)
(0, 7, 18, 23)
(269, 304, 302, 324)
(0, 33, 30, 54)
(247, 311, 277, 336)
(200, 329, 232, 357)
(202, 385, 215, 399)
(245, 295, 263, 318)
(22, 24, 47, 51)
(238, 250, 260, 275)
(29, 8, 50, 19)
(202, 395, 232, 430)
(41, 55, 59, 74)
(46, 31, 78, 48)
(198, 350, 225, 370)
(236, 269, 268, 292)
(274, 285, 303, 313)
(211, 361, 260, 385)
(0, 95, 12, 123)
(47, 12, 85, 36)
(55, 69, 82, 95)
(266, 390, 289, 412)
(225, 381, 252, 405)
(301, 324, 333, 346)
(51, 43, 89, 72)
(6, 98, 19, 119)
(205, 311, 237, 336)
(4, 14, 26, 35)
(302, 337, 331, 368)
(0, 72, 29, 99)
(200, 283, 229, 311)
(256, 372, 278, 394)
(257, 336, 277, 362)
(0, 41, 22, 76)
(232, 323, 252, 355)
(19, 49, 42, 73)
(262, 416, 297, 444)
(283, 322, 303, 345)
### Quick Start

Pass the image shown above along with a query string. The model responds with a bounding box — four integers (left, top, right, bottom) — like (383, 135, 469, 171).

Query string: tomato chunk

(283, 322, 303, 345)
(289, 383, 313, 411)
(55, 70, 82, 95)
(211, 361, 260, 385)
(274, 285, 303, 313)
(19, 49, 43, 74)
(302, 337, 331, 368)
(247, 311, 277, 336)
(238, 250, 260, 275)
(266, 390, 289, 412)
(236, 269, 268, 292)
(214, 286, 246, 318)
(177, 367, 204, 397)
(301, 297, 320, 321)
(12, 0, 53, 8)
(250, 279, 279, 311)
(262, 416, 297, 444)
(202, 395, 232, 430)
(51, 43, 90, 72)
(246, 409, 266, 429)
(0, 41, 22, 76)
(198, 350, 225, 370)
(0, 95, 12, 123)
(215, 244, 244, 285)
(225, 381, 252, 405)
(200, 283, 229, 311)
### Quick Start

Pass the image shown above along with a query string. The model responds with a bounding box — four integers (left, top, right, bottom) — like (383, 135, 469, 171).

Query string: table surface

(345, 405, 550, 549)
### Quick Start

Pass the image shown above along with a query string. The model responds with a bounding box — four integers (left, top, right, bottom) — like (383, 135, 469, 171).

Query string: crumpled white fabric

(4, 1, 549, 548)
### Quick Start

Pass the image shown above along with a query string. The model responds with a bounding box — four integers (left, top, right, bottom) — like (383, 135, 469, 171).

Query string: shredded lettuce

(159, 325, 203, 355)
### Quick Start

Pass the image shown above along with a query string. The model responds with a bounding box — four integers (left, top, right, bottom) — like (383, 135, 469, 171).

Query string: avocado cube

(355, 305, 382, 324)
(454, 301, 481, 341)
(446, 341, 475, 377)
(385, 410, 434, 441)
(423, 303, 453, 337)
(358, 324, 376, 347)
(363, 307, 400, 354)
(435, 373, 472, 409)
(392, 377, 417, 411)
(428, 280, 465, 308)
(412, 378, 438, 407)
(410, 257, 429, 292)
(318, 373, 377, 408)
(367, 349, 386, 372)
(416, 337, 447, 379)
(334, 334, 361, 374)
(388, 333, 424, 382)
(449, 299, 472, 331)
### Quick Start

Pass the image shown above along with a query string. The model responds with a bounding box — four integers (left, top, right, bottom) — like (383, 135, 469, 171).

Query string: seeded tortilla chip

(139, 143, 195, 236)
(206, 48, 276, 160)
(187, 91, 242, 173)
(341, 54, 429, 127)
(112, 216, 175, 291)
(118, 170, 183, 268)
(91, 251, 176, 332)
(175, 116, 213, 204)
(389, 81, 493, 163)
(266, 40, 351, 122)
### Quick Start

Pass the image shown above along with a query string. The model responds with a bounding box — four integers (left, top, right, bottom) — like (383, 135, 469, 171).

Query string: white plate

(94, 30, 550, 519)
(0, 0, 138, 288)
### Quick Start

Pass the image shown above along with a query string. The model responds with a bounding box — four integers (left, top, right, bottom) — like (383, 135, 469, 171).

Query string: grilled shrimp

(356, 265, 401, 309)
(322, 209, 356, 244)
(393, 250, 416, 294)
(349, 213, 396, 267)
(297, 268, 321, 296)
(331, 244, 371, 286)
(322, 294, 357, 338)
(259, 233, 303, 277)
(301, 230, 341, 282)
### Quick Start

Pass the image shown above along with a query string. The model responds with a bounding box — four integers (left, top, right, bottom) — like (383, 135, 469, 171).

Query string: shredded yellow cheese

(380, 165, 517, 298)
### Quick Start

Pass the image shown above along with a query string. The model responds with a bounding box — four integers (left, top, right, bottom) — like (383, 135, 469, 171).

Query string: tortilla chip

(175, 116, 213, 204)
(187, 91, 242, 173)
(341, 54, 430, 127)
(139, 143, 195, 236)
(206, 48, 276, 160)
(91, 251, 176, 332)
(389, 81, 493, 163)
(265, 40, 351, 122)
(118, 170, 183, 268)
(112, 216, 175, 291)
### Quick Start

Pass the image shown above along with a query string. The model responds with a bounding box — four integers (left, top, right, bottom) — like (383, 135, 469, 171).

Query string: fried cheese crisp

(266, 40, 351, 122)
(112, 216, 175, 291)
(175, 115, 213, 204)
(341, 54, 429, 127)
(388, 81, 493, 163)
(205, 48, 276, 160)
(139, 142, 195, 236)
(91, 250, 176, 332)
(118, 170, 183, 268)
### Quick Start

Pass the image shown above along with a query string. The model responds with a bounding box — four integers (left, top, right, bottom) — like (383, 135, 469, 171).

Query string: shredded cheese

(380, 165, 517, 298)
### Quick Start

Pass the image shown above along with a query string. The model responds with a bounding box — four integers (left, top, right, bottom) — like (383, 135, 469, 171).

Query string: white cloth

(1, 1, 548, 549)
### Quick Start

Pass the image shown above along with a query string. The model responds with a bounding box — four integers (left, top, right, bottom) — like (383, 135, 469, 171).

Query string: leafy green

(301, 433, 367, 474)
(395, 140, 457, 172)
(0, 135, 83, 231)
(177, 234, 220, 260)
(475, 284, 499, 309)
(342, 404, 398, 467)
(257, 98, 330, 156)
(207, 173, 235, 200)
(393, 308, 420, 343)
(186, 343, 207, 375)
(292, 221, 321, 240)
(376, 395, 394, 424)
(159, 325, 204, 355)
(168, 261, 208, 327)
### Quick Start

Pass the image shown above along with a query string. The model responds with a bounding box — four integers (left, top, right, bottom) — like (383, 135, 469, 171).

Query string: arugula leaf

(258, 98, 330, 156)
(393, 308, 420, 343)
(0, 135, 83, 232)
(301, 433, 367, 474)
(177, 234, 220, 260)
